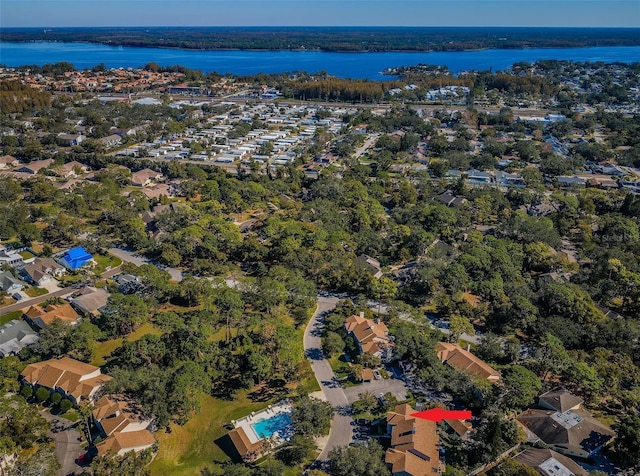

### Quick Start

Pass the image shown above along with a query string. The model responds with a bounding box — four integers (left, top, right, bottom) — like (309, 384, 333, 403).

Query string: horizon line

(3, 25, 640, 29)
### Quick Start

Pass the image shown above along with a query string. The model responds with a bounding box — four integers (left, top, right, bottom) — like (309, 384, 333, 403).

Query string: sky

(1, 0, 639, 28)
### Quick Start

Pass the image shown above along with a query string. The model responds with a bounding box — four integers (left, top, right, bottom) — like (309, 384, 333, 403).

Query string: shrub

(59, 398, 73, 413)
(50, 392, 62, 405)
(20, 385, 33, 399)
(35, 387, 50, 403)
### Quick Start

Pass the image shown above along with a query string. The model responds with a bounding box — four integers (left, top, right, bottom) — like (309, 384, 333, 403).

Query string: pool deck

(232, 401, 293, 445)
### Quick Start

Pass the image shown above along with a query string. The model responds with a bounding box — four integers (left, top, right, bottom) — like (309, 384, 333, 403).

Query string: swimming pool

(251, 412, 292, 439)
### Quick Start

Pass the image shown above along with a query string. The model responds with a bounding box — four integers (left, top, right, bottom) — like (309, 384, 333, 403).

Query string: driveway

(304, 296, 354, 460)
(108, 247, 183, 282)
(343, 379, 409, 404)
(39, 411, 85, 476)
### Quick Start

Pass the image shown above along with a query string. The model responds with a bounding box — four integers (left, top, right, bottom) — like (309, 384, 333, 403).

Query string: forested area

(1, 59, 640, 474)
(3, 26, 640, 51)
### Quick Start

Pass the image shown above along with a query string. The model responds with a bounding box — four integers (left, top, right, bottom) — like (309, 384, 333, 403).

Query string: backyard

(148, 392, 269, 476)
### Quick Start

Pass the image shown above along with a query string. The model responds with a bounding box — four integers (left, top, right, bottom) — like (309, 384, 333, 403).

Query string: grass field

(91, 323, 162, 366)
(25, 287, 48, 298)
(0, 311, 23, 326)
(149, 392, 270, 476)
(93, 253, 122, 273)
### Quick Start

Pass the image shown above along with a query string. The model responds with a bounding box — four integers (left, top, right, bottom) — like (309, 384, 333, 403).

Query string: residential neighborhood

(0, 55, 639, 476)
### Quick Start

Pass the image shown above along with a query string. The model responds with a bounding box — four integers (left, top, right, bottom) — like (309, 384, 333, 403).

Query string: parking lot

(343, 377, 409, 404)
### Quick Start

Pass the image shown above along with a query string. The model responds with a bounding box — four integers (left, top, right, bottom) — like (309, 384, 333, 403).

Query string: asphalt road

(107, 247, 183, 282)
(303, 296, 354, 460)
(0, 288, 72, 316)
(343, 379, 408, 404)
(40, 411, 84, 476)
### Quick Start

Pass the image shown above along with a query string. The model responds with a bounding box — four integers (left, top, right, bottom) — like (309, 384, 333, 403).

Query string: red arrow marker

(411, 408, 472, 423)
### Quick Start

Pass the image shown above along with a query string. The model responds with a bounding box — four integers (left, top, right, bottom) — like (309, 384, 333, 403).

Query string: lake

(1, 42, 639, 79)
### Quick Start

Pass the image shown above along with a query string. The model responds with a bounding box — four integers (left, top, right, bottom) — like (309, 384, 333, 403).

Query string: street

(107, 247, 183, 282)
(303, 296, 354, 460)
(39, 411, 85, 476)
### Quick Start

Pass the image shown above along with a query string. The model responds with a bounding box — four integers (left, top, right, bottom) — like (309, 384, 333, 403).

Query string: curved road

(303, 295, 353, 460)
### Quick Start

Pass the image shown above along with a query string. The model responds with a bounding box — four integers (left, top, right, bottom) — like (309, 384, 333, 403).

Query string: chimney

(359, 311, 364, 318)
(466, 343, 471, 352)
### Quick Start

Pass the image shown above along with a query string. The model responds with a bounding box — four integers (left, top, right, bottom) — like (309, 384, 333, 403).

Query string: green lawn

(25, 287, 48, 298)
(0, 311, 23, 325)
(149, 392, 270, 476)
(19, 250, 36, 260)
(91, 323, 162, 366)
(61, 409, 81, 423)
(93, 253, 122, 273)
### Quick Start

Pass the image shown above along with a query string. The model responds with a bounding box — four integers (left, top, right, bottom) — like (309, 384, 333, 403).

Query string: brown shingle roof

(437, 342, 500, 382)
(385, 404, 441, 476)
(21, 357, 111, 402)
(345, 314, 392, 357)
(228, 427, 263, 459)
(538, 387, 584, 413)
(96, 429, 155, 456)
(513, 448, 588, 475)
(517, 408, 614, 457)
(23, 303, 79, 328)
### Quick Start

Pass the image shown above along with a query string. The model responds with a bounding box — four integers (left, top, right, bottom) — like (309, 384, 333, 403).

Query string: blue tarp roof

(63, 247, 93, 270)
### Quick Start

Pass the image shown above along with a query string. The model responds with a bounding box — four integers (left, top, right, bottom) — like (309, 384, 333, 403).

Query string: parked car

(75, 453, 92, 466)
(12, 293, 22, 301)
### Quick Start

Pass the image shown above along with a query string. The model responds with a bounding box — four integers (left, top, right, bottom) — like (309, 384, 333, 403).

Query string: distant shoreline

(2, 26, 640, 53)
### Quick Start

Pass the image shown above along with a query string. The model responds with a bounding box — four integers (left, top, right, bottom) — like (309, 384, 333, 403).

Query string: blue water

(1, 42, 639, 79)
(251, 412, 292, 439)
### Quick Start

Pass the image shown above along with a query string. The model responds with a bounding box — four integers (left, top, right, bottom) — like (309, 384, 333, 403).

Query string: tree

(6, 444, 60, 476)
(494, 458, 538, 476)
(448, 314, 474, 342)
(615, 414, 640, 467)
(59, 398, 73, 413)
(499, 365, 542, 410)
(327, 440, 391, 476)
(275, 434, 317, 466)
(35, 387, 50, 404)
(322, 331, 345, 358)
(291, 396, 334, 437)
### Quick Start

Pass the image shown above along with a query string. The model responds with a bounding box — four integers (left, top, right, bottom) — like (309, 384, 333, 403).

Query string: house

(58, 161, 89, 178)
(57, 133, 86, 146)
(495, 171, 526, 188)
(436, 191, 467, 208)
(14, 159, 54, 175)
(59, 247, 94, 271)
(0, 320, 39, 357)
(93, 395, 153, 436)
(385, 404, 442, 476)
(516, 388, 615, 459)
(131, 168, 164, 187)
(96, 430, 156, 457)
(512, 448, 588, 476)
(114, 274, 141, 294)
(0, 246, 23, 267)
(345, 312, 393, 362)
(21, 357, 112, 404)
(99, 134, 123, 148)
(0, 155, 19, 168)
(93, 395, 155, 457)
(23, 257, 66, 285)
(467, 169, 492, 184)
(140, 184, 172, 200)
(437, 342, 501, 382)
(0, 270, 25, 294)
(354, 254, 383, 279)
(70, 286, 110, 316)
(23, 303, 80, 330)
(443, 418, 473, 440)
